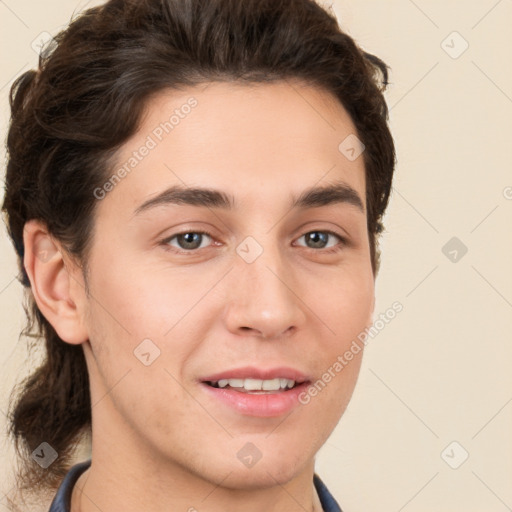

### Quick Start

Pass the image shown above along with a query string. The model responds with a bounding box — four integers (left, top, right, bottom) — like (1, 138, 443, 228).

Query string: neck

(71, 457, 324, 512)
(73, 357, 326, 512)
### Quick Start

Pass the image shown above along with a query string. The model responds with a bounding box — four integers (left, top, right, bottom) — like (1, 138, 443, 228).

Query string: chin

(219, 459, 310, 491)
(203, 440, 314, 491)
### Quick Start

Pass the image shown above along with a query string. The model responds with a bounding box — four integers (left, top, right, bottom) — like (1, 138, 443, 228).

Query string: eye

(295, 230, 345, 251)
(163, 231, 214, 251)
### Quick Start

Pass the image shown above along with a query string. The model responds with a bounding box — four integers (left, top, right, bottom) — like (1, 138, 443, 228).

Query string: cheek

(296, 265, 373, 408)
(83, 260, 223, 413)
(316, 267, 374, 346)
(90, 260, 210, 341)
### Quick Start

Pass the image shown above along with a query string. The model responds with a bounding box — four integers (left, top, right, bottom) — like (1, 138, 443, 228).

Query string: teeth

(244, 378, 265, 390)
(213, 378, 296, 391)
(262, 378, 281, 391)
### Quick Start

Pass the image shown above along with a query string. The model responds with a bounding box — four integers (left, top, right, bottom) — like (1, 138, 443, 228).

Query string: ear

(23, 219, 89, 345)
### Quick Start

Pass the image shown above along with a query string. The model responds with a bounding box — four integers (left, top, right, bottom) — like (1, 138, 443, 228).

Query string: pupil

(307, 232, 327, 248)
(179, 233, 201, 249)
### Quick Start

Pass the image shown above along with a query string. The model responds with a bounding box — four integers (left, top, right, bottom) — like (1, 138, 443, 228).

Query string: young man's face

(76, 80, 374, 487)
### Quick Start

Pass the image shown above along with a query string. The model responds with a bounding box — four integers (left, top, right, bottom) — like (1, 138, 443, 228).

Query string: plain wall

(1, 1, 511, 511)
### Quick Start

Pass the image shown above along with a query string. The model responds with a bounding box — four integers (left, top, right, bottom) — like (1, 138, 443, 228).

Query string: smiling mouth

(205, 377, 303, 393)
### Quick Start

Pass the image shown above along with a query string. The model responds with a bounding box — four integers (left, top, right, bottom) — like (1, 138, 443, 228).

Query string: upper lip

(201, 366, 310, 383)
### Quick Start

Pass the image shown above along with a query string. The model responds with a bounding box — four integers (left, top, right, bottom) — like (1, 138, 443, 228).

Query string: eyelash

(160, 229, 347, 254)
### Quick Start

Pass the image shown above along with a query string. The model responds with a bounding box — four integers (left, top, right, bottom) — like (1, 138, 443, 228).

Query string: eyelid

(160, 229, 217, 253)
(293, 230, 347, 251)
(160, 227, 348, 255)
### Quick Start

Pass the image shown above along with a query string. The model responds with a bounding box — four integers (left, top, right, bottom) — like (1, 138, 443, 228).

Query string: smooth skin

(23, 80, 375, 512)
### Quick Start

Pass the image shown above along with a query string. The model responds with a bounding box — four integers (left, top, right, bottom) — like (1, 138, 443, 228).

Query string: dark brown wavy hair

(2, 0, 396, 506)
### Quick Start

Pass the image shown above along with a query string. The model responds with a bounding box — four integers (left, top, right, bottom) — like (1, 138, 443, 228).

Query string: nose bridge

(242, 239, 287, 297)
(224, 233, 304, 338)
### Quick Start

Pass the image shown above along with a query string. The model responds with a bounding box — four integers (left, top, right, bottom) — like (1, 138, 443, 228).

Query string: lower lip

(200, 382, 310, 417)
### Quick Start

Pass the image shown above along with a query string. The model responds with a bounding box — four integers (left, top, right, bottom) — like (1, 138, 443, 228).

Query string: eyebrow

(132, 182, 364, 216)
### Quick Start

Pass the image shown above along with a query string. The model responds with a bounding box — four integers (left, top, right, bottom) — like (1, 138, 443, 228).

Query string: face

(77, 80, 374, 488)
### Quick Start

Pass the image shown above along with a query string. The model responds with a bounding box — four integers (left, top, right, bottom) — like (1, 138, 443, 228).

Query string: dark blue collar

(47, 460, 91, 512)
(48, 459, 342, 512)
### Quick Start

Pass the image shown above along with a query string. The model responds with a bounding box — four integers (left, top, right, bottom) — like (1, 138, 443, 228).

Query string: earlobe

(22, 219, 89, 345)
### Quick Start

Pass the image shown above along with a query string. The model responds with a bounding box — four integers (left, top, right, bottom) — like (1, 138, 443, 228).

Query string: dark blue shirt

(48, 459, 342, 512)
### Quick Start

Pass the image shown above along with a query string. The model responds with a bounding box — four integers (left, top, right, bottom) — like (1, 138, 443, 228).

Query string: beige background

(1, 1, 511, 511)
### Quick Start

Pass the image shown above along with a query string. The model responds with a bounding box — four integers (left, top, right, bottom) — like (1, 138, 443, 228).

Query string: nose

(222, 242, 307, 340)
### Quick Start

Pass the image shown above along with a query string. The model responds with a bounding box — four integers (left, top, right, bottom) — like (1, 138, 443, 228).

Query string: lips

(199, 366, 312, 417)
(201, 365, 310, 383)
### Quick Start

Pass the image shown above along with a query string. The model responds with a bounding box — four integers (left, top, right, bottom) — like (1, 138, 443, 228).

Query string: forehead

(97, 80, 366, 217)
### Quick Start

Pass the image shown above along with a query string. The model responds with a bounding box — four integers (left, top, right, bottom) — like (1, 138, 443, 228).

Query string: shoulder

(47, 460, 91, 512)
(313, 473, 343, 512)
